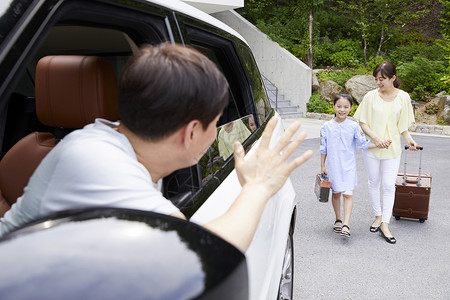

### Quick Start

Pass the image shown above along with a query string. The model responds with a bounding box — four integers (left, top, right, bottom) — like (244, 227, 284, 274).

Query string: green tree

(437, 0, 450, 91)
(440, 0, 450, 35)
(334, 0, 374, 66)
(238, 0, 309, 58)
(299, 0, 324, 68)
(371, 0, 429, 56)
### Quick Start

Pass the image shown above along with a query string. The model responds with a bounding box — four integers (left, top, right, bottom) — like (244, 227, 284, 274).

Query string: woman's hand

(407, 139, 419, 151)
(402, 130, 419, 151)
(374, 137, 391, 149)
(233, 117, 313, 199)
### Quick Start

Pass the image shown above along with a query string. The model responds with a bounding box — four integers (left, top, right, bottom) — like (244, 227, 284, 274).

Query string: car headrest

(35, 55, 119, 128)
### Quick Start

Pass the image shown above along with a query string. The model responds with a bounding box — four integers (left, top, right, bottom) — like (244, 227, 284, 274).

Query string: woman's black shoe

(379, 228, 396, 244)
(369, 225, 380, 233)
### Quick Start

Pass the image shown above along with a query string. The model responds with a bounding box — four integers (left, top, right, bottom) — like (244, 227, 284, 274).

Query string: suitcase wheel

(394, 215, 400, 220)
(419, 218, 426, 223)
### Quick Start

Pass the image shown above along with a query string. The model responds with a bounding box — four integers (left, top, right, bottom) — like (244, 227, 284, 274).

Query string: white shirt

(320, 118, 371, 192)
(0, 119, 179, 237)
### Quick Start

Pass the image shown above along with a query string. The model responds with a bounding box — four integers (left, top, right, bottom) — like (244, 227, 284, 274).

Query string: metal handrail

(261, 74, 278, 111)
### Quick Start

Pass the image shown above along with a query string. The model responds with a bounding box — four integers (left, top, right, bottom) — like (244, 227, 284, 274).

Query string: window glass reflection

(217, 116, 254, 160)
(199, 114, 256, 186)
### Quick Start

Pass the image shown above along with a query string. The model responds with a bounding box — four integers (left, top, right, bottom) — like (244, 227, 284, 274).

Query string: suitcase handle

(404, 145, 423, 150)
(402, 146, 423, 187)
(405, 177, 419, 184)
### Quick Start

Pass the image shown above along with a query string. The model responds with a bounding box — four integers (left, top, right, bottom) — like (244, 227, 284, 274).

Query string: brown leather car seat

(0, 55, 119, 217)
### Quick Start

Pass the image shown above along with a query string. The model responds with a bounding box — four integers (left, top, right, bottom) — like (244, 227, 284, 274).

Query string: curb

(304, 112, 450, 136)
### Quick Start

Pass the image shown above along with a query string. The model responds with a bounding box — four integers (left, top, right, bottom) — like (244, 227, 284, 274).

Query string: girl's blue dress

(320, 118, 371, 192)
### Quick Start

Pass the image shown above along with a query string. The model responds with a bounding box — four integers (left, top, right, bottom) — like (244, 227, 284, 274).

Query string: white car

(0, 1, 296, 299)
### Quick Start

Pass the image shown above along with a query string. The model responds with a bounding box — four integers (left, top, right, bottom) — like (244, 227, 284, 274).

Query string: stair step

(277, 106, 299, 113)
(263, 76, 298, 116)
(280, 111, 304, 118)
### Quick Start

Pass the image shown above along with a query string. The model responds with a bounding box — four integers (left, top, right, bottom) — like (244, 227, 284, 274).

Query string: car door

(171, 16, 297, 300)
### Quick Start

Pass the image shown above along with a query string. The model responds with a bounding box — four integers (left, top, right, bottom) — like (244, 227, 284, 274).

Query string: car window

(217, 115, 256, 161)
(0, 2, 172, 156)
(235, 43, 272, 125)
(0, 1, 173, 156)
(163, 24, 269, 216)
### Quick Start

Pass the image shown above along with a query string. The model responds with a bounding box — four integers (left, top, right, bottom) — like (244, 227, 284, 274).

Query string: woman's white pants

(362, 153, 401, 224)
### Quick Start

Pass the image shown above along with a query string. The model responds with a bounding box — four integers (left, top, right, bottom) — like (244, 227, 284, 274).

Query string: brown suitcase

(393, 146, 432, 223)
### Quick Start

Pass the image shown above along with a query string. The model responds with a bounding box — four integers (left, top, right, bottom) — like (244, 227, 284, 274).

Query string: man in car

(0, 43, 312, 252)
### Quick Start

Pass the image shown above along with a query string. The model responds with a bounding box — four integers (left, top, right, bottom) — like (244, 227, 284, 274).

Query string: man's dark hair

(118, 43, 229, 140)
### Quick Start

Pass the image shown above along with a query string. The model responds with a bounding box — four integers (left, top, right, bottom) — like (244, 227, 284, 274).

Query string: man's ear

(181, 120, 200, 149)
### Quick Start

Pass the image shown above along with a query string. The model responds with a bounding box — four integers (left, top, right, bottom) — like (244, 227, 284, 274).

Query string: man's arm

(203, 117, 313, 252)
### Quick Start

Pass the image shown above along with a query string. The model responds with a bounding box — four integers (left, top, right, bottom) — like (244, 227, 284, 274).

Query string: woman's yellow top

(353, 89, 415, 159)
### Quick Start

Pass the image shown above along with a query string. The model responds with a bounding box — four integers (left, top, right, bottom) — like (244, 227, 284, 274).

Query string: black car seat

(0, 55, 119, 216)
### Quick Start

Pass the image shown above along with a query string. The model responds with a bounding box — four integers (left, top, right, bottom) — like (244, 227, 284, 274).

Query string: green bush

(329, 40, 362, 68)
(436, 35, 450, 91)
(313, 38, 363, 68)
(366, 56, 387, 73)
(389, 43, 447, 66)
(307, 92, 331, 113)
(316, 69, 356, 86)
(397, 56, 446, 101)
(425, 103, 439, 114)
(313, 39, 333, 67)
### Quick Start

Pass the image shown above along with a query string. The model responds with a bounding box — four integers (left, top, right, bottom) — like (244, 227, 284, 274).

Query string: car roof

(147, 0, 247, 44)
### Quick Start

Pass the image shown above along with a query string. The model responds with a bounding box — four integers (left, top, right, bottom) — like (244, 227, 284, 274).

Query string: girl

(320, 94, 376, 238)
(354, 61, 418, 244)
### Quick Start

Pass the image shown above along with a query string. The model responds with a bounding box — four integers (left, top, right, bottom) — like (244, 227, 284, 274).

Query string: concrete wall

(212, 10, 311, 116)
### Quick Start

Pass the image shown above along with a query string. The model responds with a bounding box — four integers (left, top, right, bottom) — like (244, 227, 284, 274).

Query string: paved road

(283, 118, 450, 300)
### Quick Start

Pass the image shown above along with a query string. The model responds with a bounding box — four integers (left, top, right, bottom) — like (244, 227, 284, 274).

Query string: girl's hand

(321, 166, 327, 175)
(385, 139, 392, 149)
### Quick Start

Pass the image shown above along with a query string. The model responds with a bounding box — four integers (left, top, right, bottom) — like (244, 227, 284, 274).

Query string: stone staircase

(262, 76, 301, 118)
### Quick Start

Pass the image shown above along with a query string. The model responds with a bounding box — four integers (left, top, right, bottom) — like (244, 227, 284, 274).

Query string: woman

(353, 61, 418, 244)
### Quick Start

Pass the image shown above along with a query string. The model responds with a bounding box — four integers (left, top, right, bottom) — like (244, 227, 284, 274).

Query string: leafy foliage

(389, 43, 447, 66)
(306, 92, 331, 113)
(436, 34, 450, 91)
(425, 103, 439, 114)
(314, 39, 363, 68)
(397, 56, 446, 101)
(316, 69, 356, 86)
(239, 0, 448, 101)
(440, 0, 450, 35)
